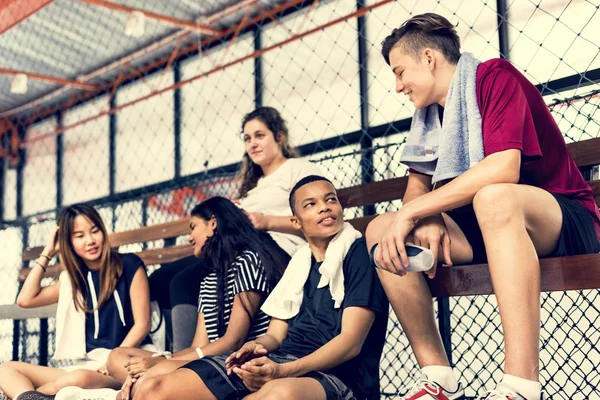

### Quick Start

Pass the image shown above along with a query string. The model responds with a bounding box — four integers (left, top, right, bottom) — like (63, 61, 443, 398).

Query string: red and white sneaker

(399, 377, 465, 399)
(476, 383, 543, 400)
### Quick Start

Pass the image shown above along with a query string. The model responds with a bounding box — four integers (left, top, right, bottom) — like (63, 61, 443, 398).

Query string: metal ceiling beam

(0, 0, 257, 119)
(21, 0, 394, 147)
(3, 0, 312, 123)
(0, 68, 98, 90)
(74, 0, 219, 35)
(0, 0, 54, 34)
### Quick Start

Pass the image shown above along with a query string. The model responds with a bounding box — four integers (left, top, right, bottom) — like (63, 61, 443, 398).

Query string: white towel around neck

(261, 222, 362, 320)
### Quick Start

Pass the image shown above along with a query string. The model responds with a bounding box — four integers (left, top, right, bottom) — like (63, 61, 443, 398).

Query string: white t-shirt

(239, 158, 322, 255)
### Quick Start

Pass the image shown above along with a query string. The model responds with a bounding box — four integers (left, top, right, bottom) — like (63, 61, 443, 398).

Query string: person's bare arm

(232, 307, 374, 390)
(225, 317, 289, 373)
(119, 267, 151, 348)
(400, 149, 520, 221)
(17, 227, 60, 308)
(379, 149, 521, 273)
(246, 213, 303, 236)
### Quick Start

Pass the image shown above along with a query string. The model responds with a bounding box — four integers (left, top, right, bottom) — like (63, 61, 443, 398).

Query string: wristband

(151, 351, 172, 359)
(195, 347, 204, 359)
(40, 253, 52, 261)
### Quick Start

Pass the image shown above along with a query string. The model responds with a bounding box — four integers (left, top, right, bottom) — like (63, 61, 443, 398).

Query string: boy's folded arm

(280, 306, 375, 378)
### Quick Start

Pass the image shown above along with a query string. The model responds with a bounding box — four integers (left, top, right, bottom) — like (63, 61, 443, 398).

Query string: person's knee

(133, 376, 167, 400)
(55, 370, 97, 390)
(255, 381, 297, 400)
(107, 347, 129, 376)
(144, 361, 174, 380)
(473, 183, 520, 228)
(365, 212, 395, 249)
(0, 361, 20, 379)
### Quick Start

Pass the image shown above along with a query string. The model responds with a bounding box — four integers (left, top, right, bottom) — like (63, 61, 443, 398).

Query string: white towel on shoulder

(400, 52, 484, 184)
(54, 271, 87, 360)
(261, 222, 362, 320)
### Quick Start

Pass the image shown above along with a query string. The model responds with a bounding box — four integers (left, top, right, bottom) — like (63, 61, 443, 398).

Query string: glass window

(116, 72, 175, 192)
(22, 120, 57, 216)
(62, 96, 110, 205)
(3, 168, 17, 220)
(262, 0, 361, 146)
(507, 1, 600, 85)
(0, 226, 22, 304)
(115, 200, 143, 253)
(180, 34, 255, 176)
(366, 0, 499, 126)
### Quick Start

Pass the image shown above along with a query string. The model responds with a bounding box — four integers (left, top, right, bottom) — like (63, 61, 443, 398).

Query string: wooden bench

(8, 136, 599, 366)
(335, 136, 600, 297)
(18, 136, 600, 292)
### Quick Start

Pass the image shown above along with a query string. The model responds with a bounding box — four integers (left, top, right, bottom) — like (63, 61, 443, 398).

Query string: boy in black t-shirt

(161, 175, 388, 400)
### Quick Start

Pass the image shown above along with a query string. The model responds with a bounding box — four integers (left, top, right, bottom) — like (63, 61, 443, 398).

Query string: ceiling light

(10, 73, 28, 94)
(125, 11, 145, 38)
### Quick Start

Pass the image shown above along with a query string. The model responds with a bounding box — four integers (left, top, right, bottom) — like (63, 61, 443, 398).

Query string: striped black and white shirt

(198, 250, 271, 342)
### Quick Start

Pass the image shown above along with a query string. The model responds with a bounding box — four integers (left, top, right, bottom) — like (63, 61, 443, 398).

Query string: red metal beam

(0, 68, 98, 90)
(0, 0, 54, 34)
(74, 0, 219, 35)
(20, 0, 395, 149)
(0, 0, 259, 120)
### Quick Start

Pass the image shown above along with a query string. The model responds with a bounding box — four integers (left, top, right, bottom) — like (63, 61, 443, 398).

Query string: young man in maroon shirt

(366, 13, 600, 400)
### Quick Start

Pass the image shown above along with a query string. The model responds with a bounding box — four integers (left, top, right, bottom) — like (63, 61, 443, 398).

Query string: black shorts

(446, 194, 600, 264)
(180, 352, 355, 400)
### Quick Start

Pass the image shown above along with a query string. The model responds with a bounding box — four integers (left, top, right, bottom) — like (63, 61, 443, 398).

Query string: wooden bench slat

(338, 176, 408, 209)
(19, 265, 62, 281)
(20, 244, 195, 281)
(347, 215, 375, 234)
(591, 180, 600, 203)
(22, 220, 190, 261)
(0, 304, 57, 321)
(137, 244, 194, 266)
(110, 220, 189, 247)
(22, 246, 50, 262)
(566, 137, 600, 169)
(429, 253, 600, 297)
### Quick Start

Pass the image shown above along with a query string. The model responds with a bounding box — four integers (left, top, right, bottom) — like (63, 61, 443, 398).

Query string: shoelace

(399, 378, 442, 398)
(476, 387, 518, 400)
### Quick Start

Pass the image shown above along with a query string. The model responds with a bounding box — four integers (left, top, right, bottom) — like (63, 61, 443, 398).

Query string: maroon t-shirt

(476, 58, 600, 238)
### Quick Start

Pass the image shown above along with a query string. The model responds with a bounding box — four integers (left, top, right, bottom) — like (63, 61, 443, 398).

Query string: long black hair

(191, 196, 289, 336)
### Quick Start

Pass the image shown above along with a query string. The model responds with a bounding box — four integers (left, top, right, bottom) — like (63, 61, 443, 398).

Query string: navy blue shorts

(446, 193, 600, 264)
(180, 352, 355, 400)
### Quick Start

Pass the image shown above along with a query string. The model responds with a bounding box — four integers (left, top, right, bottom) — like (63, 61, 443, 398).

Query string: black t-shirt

(84, 253, 153, 352)
(277, 238, 389, 399)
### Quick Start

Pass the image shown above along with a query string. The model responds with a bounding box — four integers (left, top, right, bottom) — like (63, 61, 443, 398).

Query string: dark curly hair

(381, 13, 461, 65)
(237, 107, 299, 199)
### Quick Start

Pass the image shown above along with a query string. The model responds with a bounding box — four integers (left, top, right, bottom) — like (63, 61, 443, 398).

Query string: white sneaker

(55, 387, 119, 400)
(398, 377, 465, 399)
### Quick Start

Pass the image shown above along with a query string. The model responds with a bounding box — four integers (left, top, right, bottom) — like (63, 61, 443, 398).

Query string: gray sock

(171, 304, 198, 352)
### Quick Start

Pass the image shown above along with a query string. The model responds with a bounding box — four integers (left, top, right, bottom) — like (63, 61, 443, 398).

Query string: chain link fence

(1, 0, 599, 398)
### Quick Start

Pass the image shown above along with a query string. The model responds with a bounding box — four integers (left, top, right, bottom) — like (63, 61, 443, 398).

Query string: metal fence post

(254, 25, 263, 109)
(437, 297, 453, 366)
(357, 0, 375, 216)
